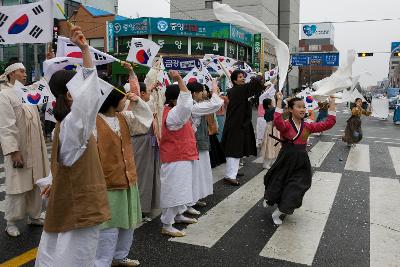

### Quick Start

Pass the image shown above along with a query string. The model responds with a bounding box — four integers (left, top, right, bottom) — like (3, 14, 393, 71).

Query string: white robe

(36, 68, 103, 267)
(191, 93, 223, 203)
(159, 91, 194, 208)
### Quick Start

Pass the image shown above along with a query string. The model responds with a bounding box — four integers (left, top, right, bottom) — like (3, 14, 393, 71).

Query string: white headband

(0, 63, 25, 82)
(4, 63, 25, 76)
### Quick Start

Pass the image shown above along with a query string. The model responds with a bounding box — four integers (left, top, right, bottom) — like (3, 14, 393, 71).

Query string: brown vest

(96, 113, 137, 190)
(44, 124, 111, 233)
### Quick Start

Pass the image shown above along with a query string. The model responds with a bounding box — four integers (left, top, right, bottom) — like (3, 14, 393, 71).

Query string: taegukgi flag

(14, 78, 52, 105)
(0, 0, 53, 44)
(127, 38, 160, 67)
(56, 36, 117, 65)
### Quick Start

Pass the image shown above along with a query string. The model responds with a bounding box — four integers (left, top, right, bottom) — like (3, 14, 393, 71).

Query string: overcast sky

(118, 0, 400, 87)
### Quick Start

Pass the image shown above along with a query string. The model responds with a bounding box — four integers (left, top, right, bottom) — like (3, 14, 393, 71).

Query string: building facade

(297, 23, 338, 87)
(170, 0, 300, 92)
(107, 17, 254, 84)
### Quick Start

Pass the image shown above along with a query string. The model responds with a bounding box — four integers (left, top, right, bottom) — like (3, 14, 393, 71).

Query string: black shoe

(223, 178, 240, 186)
(237, 172, 244, 177)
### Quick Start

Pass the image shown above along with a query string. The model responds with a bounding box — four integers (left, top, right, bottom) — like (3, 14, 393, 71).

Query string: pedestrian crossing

(259, 172, 342, 265)
(166, 141, 400, 266)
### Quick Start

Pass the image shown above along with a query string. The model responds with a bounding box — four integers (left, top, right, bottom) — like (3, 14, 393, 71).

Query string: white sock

(162, 224, 180, 233)
(272, 208, 284, 225)
(263, 160, 271, 169)
(262, 199, 269, 208)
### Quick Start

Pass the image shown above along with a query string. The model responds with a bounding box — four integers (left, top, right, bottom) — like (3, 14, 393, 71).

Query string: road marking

(259, 171, 342, 266)
(171, 170, 267, 248)
(308, 141, 334, 168)
(0, 248, 37, 267)
(344, 144, 370, 172)
(374, 141, 400, 146)
(388, 147, 400, 175)
(0, 172, 4, 179)
(370, 177, 400, 267)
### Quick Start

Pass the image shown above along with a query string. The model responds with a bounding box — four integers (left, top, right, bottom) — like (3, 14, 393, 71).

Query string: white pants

(5, 186, 42, 224)
(160, 205, 187, 225)
(35, 225, 100, 267)
(95, 228, 134, 267)
(225, 157, 241, 179)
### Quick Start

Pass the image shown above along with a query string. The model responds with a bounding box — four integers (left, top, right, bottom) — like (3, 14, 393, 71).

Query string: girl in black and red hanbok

(263, 92, 336, 225)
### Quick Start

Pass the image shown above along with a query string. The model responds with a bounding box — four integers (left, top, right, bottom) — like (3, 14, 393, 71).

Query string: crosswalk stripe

(344, 144, 370, 172)
(309, 141, 335, 168)
(388, 147, 400, 175)
(259, 171, 342, 265)
(171, 170, 267, 248)
(370, 177, 400, 266)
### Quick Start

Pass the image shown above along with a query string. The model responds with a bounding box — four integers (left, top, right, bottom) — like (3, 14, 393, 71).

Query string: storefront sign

(163, 57, 202, 71)
(150, 18, 230, 39)
(111, 18, 149, 36)
(153, 36, 188, 54)
(227, 42, 237, 59)
(253, 34, 261, 71)
(230, 25, 253, 46)
(191, 38, 224, 56)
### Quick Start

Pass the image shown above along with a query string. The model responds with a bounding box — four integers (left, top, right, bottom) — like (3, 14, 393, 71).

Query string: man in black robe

(221, 70, 264, 186)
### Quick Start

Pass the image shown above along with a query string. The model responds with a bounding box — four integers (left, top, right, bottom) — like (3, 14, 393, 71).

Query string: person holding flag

(221, 70, 265, 186)
(187, 80, 223, 211)
(94, 71, 152, 267)
(0, 57, 50, 237)
(159, 70, 198, 237)
(35, 26, 111, 266)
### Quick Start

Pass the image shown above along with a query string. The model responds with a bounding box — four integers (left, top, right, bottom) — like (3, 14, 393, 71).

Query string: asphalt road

(0, 104, 399, 266)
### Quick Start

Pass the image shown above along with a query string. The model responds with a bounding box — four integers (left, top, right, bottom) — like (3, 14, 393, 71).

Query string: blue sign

(391, 42, 400, 52)
(163, 57, 202, 71)
(291, 53, 339, 67)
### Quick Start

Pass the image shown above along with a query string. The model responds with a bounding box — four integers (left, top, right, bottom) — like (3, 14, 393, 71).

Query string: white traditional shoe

(185, 207, 201, 215)
(111, 257, 140, 266)
(5, 225, 20, 237)
(262, 200, 269, 208)
(28, 217, 45, 226)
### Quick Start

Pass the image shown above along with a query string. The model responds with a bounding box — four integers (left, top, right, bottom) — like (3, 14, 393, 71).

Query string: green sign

(111, 18, 149, 36)
(230, 25, 253, 46)
(253, 34, 262, 72)
(227, 42, 237, 59)
(191, 38, 224, 55)
(238, 45, 247, 61)
(149, 18, 230, 39)
(152, 36, 188, 54)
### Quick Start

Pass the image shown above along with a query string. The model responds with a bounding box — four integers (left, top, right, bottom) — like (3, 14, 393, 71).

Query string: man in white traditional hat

(0, 58, 49, 237)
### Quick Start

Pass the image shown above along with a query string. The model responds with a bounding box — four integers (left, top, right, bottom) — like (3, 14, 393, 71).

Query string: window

(205, 0, 222, 9)
(309, 45, 321, 52)
(88, 38, 104, 51)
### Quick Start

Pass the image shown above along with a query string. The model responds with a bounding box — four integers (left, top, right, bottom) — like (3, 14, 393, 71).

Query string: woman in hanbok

(342, 98, 371, 147)
(263, 92, 336, 225)
(259, 98, 281, 169)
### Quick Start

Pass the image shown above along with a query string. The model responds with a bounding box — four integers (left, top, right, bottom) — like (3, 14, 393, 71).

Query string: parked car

(389, 96, 398, 109)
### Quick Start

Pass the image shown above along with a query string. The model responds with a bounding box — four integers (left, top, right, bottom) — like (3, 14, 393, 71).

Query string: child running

(263, 92, 336, 225)
(342, 97, 371, 147)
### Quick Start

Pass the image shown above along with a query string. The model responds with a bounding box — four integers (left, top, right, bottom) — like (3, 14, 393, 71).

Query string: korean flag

(0, 0, 53, 44)
(127, 38, 160, 67)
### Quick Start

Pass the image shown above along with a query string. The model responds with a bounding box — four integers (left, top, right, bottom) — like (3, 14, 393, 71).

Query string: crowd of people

(0, 27, 344, 266)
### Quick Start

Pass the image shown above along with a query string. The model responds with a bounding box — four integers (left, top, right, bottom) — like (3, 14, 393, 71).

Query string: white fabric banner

(213, 2, 289, 91)
(127, 38, 160, 67)
(371, 98, 389, 119)
(312, 50, 356, 101)
(14, 78, 51, 105)
(0, 0, 53, 44)
(57, 36, 117, 65)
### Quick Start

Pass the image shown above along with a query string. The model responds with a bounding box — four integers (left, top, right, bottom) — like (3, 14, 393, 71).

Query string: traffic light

(358, 52, 373, 57)
(393, 52, 400, 57)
